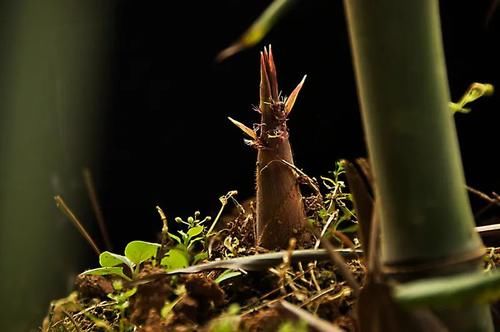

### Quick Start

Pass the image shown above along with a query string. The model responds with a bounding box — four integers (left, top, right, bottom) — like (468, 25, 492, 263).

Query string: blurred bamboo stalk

(0, 1, 112, 330)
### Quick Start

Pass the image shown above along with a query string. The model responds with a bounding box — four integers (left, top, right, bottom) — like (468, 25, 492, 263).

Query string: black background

(89, 0, 499, 251)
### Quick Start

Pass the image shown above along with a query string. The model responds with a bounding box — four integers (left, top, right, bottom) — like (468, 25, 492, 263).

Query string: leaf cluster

(82, 211, 213, 280)
(310, 161, 358, 242)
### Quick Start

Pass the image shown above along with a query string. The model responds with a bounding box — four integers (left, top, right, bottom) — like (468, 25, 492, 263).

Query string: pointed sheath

(255, 48, 307, 249)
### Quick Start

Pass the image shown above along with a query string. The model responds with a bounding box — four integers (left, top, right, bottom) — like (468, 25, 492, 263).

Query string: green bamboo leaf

(217, 0, 296, 61)
(394, 270, 500, 309)
(99, 251, 133, 270)
(81, 267, 132, 281)
(193, 251, 208, 264)
(124, 240, 161, 265)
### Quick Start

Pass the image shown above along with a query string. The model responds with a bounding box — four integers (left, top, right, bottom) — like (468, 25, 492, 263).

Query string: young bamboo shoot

(230, 47, 307, 249)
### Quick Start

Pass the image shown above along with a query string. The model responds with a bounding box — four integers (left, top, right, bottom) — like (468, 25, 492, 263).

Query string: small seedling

(162, 211, 212, 269)
(101, 280, 137, 331)
(312, 161, 358, 249)
(82, 208, 216, 280)
(160, 284, 186, 322)
(108, 280, 137, 313)
(82, 240, 161, 281)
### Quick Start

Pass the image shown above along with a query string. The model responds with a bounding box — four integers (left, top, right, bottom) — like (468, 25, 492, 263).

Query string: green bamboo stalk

(343, 0, 493, 330)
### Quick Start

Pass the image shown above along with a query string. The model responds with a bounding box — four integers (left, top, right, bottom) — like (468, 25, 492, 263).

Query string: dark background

(80, 0, 499, 252)
(95, 0, 361, 250)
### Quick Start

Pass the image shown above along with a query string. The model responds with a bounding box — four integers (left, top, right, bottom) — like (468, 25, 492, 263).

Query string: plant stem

(343, 0, 493, 330)
(83, 168, 112, 251)
(55, 195, 101, 256)
(255, 48, 307, 249)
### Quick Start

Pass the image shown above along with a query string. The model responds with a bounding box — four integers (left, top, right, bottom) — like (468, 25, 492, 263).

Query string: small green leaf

(187, 236, 204, 249)
(124, 240, 161, 265)
(108, 287, 137, 303)
(187, 225, 204, 238)
(215, 270, 242, 284)
(99, 251, 133, 270)
(317, 209, 329, 220)
(277, 320, 308, 332)
(161, 248, 190, 270)
(82, 267, 132, 281)
(193, 251, 208, 264)
(112, 280, 123, 291)
(168, 232, 182, 244)
(227, 303, 240, 315)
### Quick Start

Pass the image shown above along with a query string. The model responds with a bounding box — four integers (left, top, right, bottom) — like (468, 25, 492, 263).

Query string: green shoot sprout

(450, 82, 494, 114)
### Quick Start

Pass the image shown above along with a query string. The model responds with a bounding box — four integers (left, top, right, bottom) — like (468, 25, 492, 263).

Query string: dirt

(41, 190, 365, 332)
(129, 265, 175, 324)
(138, 310, 168, 332)
(41, 183, 500, 331)
(75, 274, 114, 300)
(184, 273, 225, 307)
(240, 307, 295, 332)
(43, 251, 363, 331)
